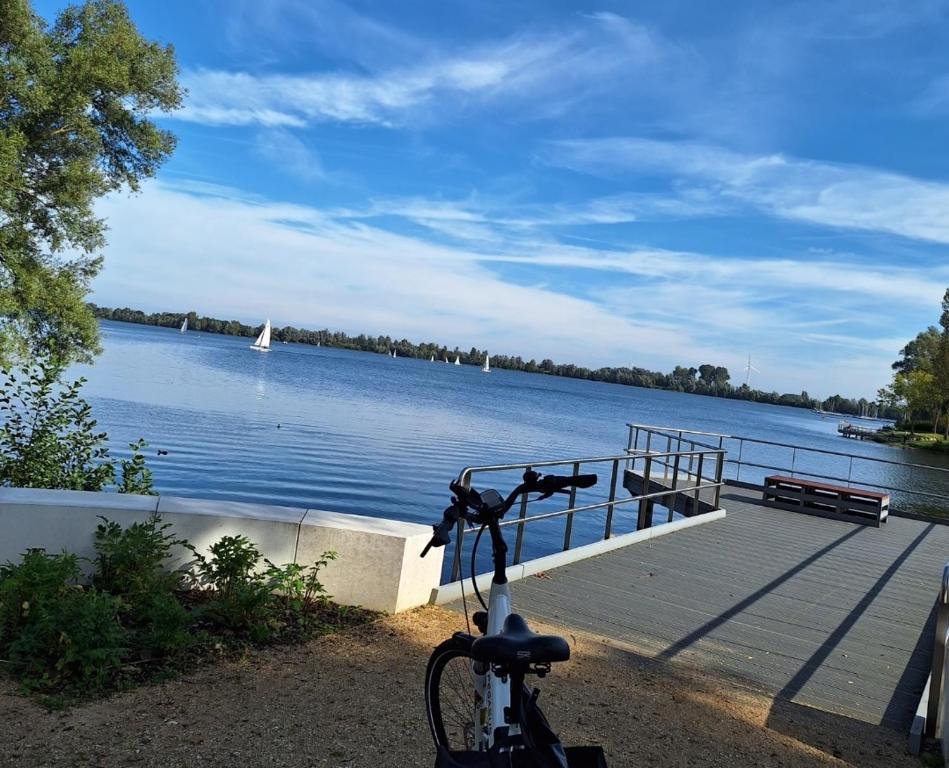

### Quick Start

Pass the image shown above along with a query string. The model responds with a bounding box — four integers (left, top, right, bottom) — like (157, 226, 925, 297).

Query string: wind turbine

(744, 354, 760, 387)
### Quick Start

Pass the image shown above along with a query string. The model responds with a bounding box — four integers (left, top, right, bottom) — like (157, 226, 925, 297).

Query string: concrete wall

(0, 487, 443, 614)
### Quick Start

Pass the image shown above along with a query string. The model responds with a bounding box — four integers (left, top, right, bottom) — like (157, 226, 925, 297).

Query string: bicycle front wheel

(425, 637, 482, 751)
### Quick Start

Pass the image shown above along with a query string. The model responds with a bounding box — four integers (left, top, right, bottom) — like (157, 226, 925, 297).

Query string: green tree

(893, 370, 942, 434)
(0, 0, 181, 365)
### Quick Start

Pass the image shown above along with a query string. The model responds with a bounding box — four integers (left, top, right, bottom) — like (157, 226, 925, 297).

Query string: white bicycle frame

(473, 578, 518, 750)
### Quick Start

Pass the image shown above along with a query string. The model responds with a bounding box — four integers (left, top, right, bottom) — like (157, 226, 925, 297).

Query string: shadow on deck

(502, 490, 949, 737)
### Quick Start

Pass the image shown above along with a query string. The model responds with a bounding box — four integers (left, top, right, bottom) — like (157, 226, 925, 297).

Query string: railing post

(604, 459, 619, 539)
(513, 491, 529, 565)
(848, 456, 854, 485)
(666, 452, 681, 522)
(665, 436, 673, 481)
(563, 461, 580, 551)
(736, 438, 744, 482)
(450, 518, 466, 582)
(692, 452, 705, 516)
(714, 450, 724, 509)
(790, 447, 797, 477)
(636, 455, 653, 531)
(926, 562, 949, 737)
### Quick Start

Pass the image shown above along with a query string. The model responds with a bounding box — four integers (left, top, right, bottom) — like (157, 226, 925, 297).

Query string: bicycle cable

(470, 523, 488, 611)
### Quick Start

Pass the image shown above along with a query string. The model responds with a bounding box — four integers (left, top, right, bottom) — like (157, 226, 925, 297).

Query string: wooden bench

(762, 475, 889, 527)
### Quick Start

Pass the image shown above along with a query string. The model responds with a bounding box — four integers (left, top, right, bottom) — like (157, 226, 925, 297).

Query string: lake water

(72, 321, 949, 571)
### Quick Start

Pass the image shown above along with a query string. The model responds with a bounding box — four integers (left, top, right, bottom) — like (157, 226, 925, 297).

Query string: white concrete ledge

(909, 673, 930, 754)
(0, 487, 443, 614)
(431, 507, 727, 605)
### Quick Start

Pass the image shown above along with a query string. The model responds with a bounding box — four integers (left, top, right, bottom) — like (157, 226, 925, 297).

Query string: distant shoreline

(90, 304, 892, 419)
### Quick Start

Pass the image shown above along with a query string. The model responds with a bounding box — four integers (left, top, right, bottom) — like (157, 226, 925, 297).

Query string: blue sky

(37, 0, 949, 396)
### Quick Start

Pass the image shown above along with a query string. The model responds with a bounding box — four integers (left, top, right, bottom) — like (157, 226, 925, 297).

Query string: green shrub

(0, 357, 156, 495)
(0, 362, 113, 491)
(265, 551, 337, 626)
(0, 523, 357, 700)
(0, 551, 124, 693)
(118, 439, 156, 495)
(92, 515, 182, 596)
(93, 515, 191, 658)
(188, 535, 274, 638)
(0, 550, 82, 645)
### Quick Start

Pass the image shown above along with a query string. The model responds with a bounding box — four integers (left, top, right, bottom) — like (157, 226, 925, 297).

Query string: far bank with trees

(90, 304, 890, 418)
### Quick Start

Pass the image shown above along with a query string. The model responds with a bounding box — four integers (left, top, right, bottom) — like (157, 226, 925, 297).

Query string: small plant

(188, 536, 273, 639)
(265, 551, 337, 625)
(118, 439, 156, 495)
(93, 515, 183, 595)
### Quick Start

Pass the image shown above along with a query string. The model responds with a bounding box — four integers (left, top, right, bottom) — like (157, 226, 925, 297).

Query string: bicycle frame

(469, 507, 523, 751)
(476, 578, 516, 749)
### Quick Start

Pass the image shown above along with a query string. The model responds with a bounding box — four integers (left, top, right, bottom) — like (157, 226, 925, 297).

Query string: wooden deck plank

(492, 490, 949, 730)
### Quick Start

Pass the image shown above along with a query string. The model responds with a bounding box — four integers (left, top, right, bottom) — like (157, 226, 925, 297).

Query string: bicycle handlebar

(420, 471, 599, 557)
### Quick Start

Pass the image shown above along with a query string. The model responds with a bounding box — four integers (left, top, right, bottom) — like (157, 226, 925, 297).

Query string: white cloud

(89, 181, 942, 398)
(544, 137, 949, 245)
(175, 16, 680, 129)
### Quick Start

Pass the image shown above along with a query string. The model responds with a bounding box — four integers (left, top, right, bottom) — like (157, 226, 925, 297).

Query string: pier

(512, 489, 944, 729)
(438, 424, 949, 750)
(838, 422, 880, 440)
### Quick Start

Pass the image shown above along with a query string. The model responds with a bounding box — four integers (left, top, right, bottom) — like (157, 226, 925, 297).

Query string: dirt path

(0, 607, 922, 767)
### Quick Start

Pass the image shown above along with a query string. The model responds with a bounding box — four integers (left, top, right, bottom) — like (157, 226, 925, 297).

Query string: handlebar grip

(538, 473, 598, 493)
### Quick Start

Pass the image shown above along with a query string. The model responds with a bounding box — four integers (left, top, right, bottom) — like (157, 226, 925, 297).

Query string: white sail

(392, 349, 397, 358)
(453, 355, 461, 365)
(444, 354, 449, 363)
(180, 317, 188, 333)
(482, 353, 490, 373)
(430, 354, 435, 362)
(250, 318, 272, 352)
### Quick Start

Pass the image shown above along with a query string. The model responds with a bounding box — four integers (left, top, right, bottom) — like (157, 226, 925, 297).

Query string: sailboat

(430, 354, 435, 362)
(482, 353, 490, 373)
(453, 355, 461, 366)
(443, 354, 450, 364)
(180, 317, 188, 334)
(250, 319, 272, 353)
(392, 349, 397, 358)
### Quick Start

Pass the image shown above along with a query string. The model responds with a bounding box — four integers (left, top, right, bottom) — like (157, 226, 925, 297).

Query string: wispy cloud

(543, 137, 949, 245)
(175, 14, 680, 129)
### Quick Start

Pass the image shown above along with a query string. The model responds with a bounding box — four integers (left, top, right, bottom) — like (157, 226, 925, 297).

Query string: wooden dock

(838, 422, 879, 440)
(496, 490, 949, 732)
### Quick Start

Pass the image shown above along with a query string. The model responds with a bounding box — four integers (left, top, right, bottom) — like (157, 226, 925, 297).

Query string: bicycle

(421, 469, 609, 768)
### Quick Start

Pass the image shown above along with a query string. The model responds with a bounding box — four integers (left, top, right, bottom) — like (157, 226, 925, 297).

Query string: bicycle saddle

(470, 613, 570, 665)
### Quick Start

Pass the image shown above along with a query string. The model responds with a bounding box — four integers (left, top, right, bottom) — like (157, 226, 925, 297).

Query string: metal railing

(628, 424, 949, 513)
(447, 445, 726, 582)
(925, 561, 949, 746)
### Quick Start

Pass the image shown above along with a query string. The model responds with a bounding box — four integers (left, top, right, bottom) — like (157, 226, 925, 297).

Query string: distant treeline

(90, 305, 890, 417)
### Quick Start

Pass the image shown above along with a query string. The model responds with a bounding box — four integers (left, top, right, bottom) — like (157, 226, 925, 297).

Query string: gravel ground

(0, 606, 923, 767)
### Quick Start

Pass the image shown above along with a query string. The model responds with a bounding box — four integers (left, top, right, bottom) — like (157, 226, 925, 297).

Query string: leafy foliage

(118, 438, 155, 495)
(0, 517, 359, 701)
(0, 354, 156, 492)
(92, 514, 191, 657)
(0, 0, 182, 365)
(265, 551, 338, 628)
(0, 551, 125, 693)
(886, 287, 949, 438)
(0, 358, 113, 490)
